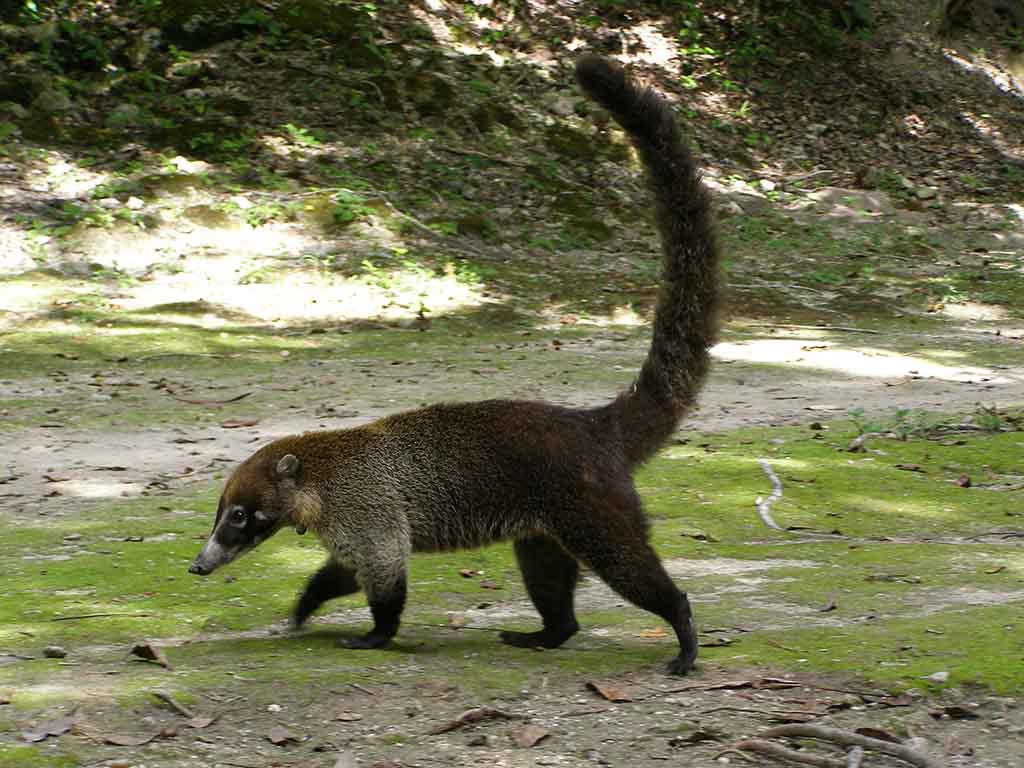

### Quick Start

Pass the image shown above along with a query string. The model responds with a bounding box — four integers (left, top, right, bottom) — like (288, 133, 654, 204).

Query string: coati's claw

(499, 625, 577, 649)
(667, 655, 696, 676)
(341, 632, 392, 650)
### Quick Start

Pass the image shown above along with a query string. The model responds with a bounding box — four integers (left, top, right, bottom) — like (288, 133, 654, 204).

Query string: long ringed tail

(576, 55, 721, 467)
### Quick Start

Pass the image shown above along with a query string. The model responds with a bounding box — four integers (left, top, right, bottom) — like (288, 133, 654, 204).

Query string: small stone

(916, 186, 938, 200)
(97, 197, 121, 210)
(43, 646, 66, 658)
(62, 533, 82, 542)
(924, 671, 949, 683)
(126, 196, 145, 210)
(759, 179, 776, 192)
(230, 195, 253, 210)
(267, 703, 282, 713)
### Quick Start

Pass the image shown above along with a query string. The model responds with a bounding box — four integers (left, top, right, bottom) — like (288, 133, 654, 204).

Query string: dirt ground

(3, 1, 1024, 766)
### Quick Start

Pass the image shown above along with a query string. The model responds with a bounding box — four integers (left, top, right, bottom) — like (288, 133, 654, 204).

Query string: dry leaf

(447, 612, 467, 628)
(188, 716, 218, 729)
(334, 712, 363, 722)
(984, 565, 1006, 574)
(22, 716, 75, 743)
(682, 531, 719, 542)
(698, 636, 734, 647)
(955, 474, 971, 487)
(895, 463, 924, 472)
(820, 593, 838, 612)
(103, 731, 160, 747)
(221, 418, 259, 429)
(130, 642, 171, 669)
(586, 681, 632, 702)
(458, 569, 477, 578)
(479, 579, 501, 590)
(267, 725, 299, 745)
(707, 678, 799, 692)
(513, 724, 549, 748)
(930, 705, 979, 720)
(638, 627, 667, 638)
(668, 729, 722, 747)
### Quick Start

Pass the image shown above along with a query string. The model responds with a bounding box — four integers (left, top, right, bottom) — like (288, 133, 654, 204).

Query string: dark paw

(667, 654, 696, 676)
(499, 625, 577, 649)
(341, 632, 391, 650)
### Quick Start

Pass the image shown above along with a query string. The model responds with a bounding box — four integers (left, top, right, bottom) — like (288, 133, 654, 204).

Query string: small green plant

(332, 190, 376, 226)
(282, 123, 323, 147)
(429, 220, 459, 236)
(973, 406, 1005, 432)
(243, 202, 284, 227)
(238, 265, 279, 285)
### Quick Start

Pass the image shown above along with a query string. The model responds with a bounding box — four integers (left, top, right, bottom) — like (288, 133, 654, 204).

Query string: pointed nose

(189, 562, 209, 575)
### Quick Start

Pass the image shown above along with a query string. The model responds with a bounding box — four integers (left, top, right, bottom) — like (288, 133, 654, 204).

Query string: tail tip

(575, 53, 629, 100)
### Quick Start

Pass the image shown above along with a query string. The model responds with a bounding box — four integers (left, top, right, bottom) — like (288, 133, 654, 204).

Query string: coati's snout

(188, 453, 303, 576)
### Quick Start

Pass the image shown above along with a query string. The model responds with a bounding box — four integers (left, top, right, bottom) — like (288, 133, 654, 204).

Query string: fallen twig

(151, 690, 196, 719)
(698, 705, 824, 720)
(764, 724, 942, 768)
(755, 459, 785, 531)
(51, 613, 153, 622)
(713, 747, 757, 763)
(136, 353, 228, 362)
(736, 738, 845, 767)
(788, 169, 838, 182)
(433, 144, 531, 168)
(745, 323, 880, 335)
(428, 707, 522, 735)
(165, 390, 252, 406)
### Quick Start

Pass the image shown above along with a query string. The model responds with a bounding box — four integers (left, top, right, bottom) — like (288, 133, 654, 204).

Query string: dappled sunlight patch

(40, 148, 111, 200)
(939, 300, 1010, 321)
(0, 274, 71, 320)
(108, 258, 490, 324)
(712, 338, 1018, 383)
(46, 479, 147, 500)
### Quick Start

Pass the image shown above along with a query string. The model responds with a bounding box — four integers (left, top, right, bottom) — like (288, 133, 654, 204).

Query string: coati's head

(189, 452, 309, 576)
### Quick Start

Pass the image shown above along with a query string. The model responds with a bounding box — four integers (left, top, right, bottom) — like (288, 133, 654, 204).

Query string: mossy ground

(2, 0, 1023, 763)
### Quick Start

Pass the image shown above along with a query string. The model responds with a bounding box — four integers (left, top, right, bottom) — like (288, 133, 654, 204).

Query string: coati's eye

(230, 507, 246, 525)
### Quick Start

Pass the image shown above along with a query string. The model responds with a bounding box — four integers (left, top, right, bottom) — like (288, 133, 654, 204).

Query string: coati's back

(294, 400, 624, 551)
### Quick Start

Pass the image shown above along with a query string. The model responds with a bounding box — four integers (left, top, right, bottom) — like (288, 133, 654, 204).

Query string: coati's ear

(276, 454, 300, 479)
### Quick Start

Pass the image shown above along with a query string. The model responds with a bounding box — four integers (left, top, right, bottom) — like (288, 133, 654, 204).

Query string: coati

(189, 54, 721, 676)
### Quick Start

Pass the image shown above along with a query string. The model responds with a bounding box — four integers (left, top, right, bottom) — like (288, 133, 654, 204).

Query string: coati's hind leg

(293, 559, 361, 629)
(559, 495, 699, 676)
(500, 535, 580, 649)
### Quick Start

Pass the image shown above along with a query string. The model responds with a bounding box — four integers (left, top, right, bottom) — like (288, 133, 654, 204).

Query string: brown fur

(190, 55, 722, 675)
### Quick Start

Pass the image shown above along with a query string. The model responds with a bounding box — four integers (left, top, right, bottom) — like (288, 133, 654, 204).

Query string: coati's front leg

(293, 558, 361, 629)
(342, 572, 407, 649)
(500, 535, 580, 649)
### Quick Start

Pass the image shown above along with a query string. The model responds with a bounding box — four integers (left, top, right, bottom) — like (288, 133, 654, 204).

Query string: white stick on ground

(755, 458, 785, 531)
